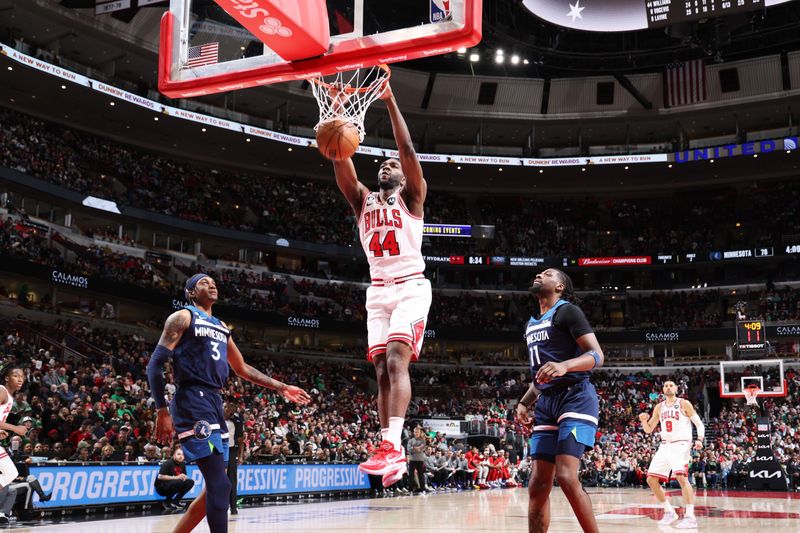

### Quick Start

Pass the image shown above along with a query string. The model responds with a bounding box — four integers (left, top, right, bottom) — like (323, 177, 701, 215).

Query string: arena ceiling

(3, 0, 800, 188)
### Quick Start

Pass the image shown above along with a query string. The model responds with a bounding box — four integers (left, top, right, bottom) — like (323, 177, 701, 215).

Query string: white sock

(387, 417, 404, 450)
(685, 504, 694, 518)
(662, 500, 674, 514)
(381, 428, 389, 441)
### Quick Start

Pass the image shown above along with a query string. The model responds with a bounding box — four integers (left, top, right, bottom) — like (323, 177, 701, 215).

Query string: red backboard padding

(211, 0, 329, 61)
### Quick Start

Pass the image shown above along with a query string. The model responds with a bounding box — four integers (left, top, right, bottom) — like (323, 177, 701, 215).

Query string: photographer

(154, 445, 194, 511)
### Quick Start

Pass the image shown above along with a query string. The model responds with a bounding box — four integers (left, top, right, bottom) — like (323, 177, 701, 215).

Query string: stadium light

(511, 55, 520, 65)
(457, 47, 467, 54)
(495, 55, 504, 64)
(469, 53, 480, 62)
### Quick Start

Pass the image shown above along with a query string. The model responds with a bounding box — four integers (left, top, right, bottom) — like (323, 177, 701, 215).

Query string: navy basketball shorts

(171, 385, 229, 463)
(528, 380, 599, 462)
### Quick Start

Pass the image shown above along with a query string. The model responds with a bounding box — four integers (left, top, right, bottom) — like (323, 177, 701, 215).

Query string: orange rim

(310, 64, 391, 94)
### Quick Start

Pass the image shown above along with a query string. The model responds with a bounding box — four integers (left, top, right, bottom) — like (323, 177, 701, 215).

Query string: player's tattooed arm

(157, 310, 191, 350)
(228, 340, 285, 391)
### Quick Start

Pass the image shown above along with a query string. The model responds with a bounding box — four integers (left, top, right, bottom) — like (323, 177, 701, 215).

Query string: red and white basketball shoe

(358, 440, 405, 476)
(382, 463, 407, 487)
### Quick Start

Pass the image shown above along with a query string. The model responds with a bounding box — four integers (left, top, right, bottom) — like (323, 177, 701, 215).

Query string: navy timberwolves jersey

(524, 299, 593, 391)
(173, 305, 230, 389)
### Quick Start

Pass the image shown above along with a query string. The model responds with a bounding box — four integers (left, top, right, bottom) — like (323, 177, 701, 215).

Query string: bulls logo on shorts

(193, 420, 212, 440)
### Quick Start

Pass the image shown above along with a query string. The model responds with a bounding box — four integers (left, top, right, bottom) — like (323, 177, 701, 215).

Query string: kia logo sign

(749, 471, 782, 479)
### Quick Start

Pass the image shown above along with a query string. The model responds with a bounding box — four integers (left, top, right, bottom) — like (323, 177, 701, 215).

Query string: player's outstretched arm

(227, 338, 311, 405)
(333, 158, 369, 218)
(379, 83, 427, 213)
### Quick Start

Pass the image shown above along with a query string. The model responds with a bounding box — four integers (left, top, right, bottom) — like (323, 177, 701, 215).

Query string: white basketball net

(310, 65, 390, 142)
(743, 386, 761, 406)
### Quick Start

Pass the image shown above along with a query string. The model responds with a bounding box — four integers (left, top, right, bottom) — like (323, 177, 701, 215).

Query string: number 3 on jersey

(369, 230, 400, 257)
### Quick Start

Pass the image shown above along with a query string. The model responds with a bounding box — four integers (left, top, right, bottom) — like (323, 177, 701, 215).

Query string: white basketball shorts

(366, 277, 432, 361)
(647, 440, 691, 481)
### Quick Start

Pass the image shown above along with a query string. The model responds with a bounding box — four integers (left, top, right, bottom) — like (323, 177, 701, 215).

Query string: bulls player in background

(639, 380, 705, 529)
(147, 274, 310, 532)
(332, 81, 431, 487)
(0, 368, 27, 495)
(515, 269, 604, 533)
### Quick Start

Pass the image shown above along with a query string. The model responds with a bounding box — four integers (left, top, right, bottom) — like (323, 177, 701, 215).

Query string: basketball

(316, 118, 360, 160)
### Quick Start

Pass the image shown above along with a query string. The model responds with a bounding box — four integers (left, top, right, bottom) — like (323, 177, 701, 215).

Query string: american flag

(186, 42, 219, 68)
(664, 59, 706, 108)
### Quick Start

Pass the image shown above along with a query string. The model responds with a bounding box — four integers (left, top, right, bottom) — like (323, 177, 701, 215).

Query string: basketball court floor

(9, 487, 799, 532)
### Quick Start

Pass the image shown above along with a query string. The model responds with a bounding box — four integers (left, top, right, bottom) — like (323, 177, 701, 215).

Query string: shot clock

(736, 320, 767, 351)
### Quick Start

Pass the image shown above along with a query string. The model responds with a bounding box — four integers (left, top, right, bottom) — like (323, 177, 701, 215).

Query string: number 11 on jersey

(529, 345, 540, 366)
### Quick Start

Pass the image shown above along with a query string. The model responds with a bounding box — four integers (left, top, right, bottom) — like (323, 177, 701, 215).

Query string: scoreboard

(736, 320, 767, 351)
(522, 0, 791, 32)
(648, 0, 767, 28)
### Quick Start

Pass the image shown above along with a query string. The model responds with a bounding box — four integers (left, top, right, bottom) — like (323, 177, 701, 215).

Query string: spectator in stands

(69, 441, 91, 462)
(154, 445, 194, 511)
(616, 451, 632, 486)
(143, 443, 161, 463)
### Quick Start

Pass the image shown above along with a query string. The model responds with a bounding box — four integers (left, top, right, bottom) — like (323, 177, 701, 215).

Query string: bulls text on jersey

(363, 208, 403, 232)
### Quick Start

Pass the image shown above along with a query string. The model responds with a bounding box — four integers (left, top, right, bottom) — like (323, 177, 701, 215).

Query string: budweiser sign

(578, 256, 652, 267)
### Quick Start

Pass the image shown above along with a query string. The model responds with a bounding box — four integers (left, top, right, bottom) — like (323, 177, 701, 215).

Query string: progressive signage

(32, 463, 369, 508)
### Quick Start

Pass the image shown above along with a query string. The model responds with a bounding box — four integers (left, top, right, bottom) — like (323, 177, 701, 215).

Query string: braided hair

(552, 269, 580, 305)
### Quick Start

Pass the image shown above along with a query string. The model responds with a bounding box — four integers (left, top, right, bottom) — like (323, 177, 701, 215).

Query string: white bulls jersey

(358, 190, 425, 281)
(659, 398, 692, 442)
(0, 386, 13, 423)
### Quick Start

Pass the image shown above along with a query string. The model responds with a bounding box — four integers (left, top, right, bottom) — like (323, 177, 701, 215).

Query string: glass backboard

(719, 359, 787, 399)
(159, 0, 482, 98)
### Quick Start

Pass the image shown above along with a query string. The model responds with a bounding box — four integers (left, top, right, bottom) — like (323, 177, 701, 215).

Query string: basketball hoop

(310, 64, 391, 143)
(743, 384, 761, 406)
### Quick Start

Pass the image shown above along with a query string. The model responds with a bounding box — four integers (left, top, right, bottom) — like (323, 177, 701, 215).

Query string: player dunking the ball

(332, 82, 431, 487)
(639, 380, 704, 529)
(515, 269, 604, 533)
(147, 274, 310, 533)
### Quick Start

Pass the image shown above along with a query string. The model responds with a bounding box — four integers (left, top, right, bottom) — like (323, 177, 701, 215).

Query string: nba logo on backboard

(430, 0, 452, 23)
